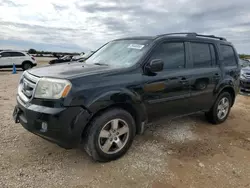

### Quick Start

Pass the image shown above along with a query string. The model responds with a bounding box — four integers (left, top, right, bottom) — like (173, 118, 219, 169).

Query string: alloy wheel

(217, 97, 230, 120)
(98, 119, 129, 154)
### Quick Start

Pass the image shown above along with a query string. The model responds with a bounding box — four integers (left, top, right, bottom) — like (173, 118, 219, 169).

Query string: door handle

(213, 73, 220, 79)
(179, 77, 189, 84)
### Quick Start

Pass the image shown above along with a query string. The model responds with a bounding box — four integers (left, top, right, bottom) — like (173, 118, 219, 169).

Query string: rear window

(191, 43, 212, 68)
(221, 45, 237, 66)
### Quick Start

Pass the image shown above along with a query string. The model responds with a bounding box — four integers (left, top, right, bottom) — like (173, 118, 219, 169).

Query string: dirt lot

(1, 63, 250, 188)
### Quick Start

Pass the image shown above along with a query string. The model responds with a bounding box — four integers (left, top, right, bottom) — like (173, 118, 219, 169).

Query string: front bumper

(13, 96, 91, 149)
(240, 79, 250, 95)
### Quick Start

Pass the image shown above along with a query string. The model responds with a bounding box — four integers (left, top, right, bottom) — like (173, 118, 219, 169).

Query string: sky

(0, 0, 250, 53)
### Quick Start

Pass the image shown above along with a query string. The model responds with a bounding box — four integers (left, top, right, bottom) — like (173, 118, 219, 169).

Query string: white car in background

(0, 51, 37, 70)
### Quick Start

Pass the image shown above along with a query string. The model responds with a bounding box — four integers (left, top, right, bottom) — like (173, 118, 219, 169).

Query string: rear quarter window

(220, 45, 237, 66)
(10, 52, 26, 57)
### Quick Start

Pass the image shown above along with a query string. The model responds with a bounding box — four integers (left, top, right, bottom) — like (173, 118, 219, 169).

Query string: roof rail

(159, 32, 227, 41)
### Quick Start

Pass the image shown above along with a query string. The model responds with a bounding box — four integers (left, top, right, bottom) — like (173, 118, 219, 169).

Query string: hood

(28, 62, 116, 79)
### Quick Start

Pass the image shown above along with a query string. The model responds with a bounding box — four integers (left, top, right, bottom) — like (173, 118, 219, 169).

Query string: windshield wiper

(94, 62, 109, 66)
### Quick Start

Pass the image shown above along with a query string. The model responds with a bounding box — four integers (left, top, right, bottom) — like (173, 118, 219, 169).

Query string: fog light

(40, 122, 48, 132)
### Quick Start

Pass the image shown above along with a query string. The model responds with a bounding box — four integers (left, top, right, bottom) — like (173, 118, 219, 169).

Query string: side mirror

(146, 59, 164, 73)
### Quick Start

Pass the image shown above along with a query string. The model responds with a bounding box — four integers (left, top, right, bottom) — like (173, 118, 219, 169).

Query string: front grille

(18, 72, 39, 103)
(245, 73, 250, 79)
(240, 80, 250, 89)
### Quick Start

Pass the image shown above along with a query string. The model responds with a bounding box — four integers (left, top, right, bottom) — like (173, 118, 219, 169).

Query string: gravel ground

(1, 66, 250, 188)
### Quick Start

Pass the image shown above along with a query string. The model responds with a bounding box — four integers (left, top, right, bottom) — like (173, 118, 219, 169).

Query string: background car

(239, 58, 250, 68)
(239, 59, 250, 95)
(72, 51, 95, 62)
(0, 50, 37, 70)
(49, 55, 73, 65)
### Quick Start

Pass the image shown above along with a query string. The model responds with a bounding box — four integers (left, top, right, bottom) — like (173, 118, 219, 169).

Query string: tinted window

(10, 52, 25, 57)
(221, 45, 237, 66)
(191, 43, 212, 68)
(150, 42, 185, 69)
(1, 52, 11, 57)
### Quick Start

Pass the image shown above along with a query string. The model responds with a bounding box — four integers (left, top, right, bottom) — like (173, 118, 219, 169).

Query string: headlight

(34, 78, 72, 99)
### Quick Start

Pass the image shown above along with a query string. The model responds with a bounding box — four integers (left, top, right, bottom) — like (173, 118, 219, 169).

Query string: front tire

(83, 108, 136, 162)
(205, 92, 232, 124)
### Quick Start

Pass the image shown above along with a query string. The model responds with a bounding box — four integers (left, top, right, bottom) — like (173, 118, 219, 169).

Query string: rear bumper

(13, 96, 91, 149)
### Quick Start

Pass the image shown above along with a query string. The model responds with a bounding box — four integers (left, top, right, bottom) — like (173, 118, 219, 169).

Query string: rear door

(188, 42, 221, 112)
(0, 52, 12, 66)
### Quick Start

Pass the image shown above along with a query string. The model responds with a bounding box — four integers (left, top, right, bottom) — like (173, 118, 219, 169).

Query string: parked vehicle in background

(239, 59, 250, 95)
(13, 32, 240, 162)
(0, 51, 37, 70)
(72, 51, 95, 62)
(49, 55, 73, 65)
(239, 58, 250, 68)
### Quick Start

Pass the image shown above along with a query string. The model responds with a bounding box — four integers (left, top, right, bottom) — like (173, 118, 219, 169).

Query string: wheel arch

(79, 89, 147, 140)
(83, 102, 146, 138)
(217, 86, 236, 107)
(22, 60, 33, 65)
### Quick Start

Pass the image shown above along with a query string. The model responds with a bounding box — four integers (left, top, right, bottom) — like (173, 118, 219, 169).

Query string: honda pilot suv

(13, 33, 240, 162)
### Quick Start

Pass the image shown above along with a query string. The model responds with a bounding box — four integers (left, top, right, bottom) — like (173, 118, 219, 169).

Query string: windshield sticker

(128, 44, 145, 50)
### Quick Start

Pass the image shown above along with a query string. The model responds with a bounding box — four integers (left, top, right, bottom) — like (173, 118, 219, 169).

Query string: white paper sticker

(128, 44, 145, 50)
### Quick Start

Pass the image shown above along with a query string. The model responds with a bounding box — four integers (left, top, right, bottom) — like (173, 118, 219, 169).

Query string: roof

(114, 36, 156, 41)
(114, 32, 230, 44)
(0, 50, 26, 53)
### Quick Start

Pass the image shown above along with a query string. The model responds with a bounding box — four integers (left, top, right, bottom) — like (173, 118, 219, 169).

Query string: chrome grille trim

(23, 78, 36, 88)
(25, 72, 38, 83)
(18, 71, 39, 103)
(244, 72, 250, 79)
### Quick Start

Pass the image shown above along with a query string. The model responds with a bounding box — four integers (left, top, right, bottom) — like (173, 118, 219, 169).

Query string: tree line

(239, 54, 250, 59)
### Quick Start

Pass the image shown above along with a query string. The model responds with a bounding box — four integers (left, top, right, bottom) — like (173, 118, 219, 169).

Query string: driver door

(142, 41, 193, 121)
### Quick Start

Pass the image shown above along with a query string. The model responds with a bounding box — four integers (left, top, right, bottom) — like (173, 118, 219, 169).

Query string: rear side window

(1, 52, 11, 57)
(191, 43, 212, 68)
(221, 45, 237, 66)
(10, 52, 25, 57)
(150, 42, 185, 69)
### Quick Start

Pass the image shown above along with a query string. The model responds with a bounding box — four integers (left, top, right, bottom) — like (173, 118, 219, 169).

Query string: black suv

(13, 33, 240, 162)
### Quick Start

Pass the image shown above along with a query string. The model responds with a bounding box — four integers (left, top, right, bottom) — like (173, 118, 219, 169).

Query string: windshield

(85, 39, 151, 68)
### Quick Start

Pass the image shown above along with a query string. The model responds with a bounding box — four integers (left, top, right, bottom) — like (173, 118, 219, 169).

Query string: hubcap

(217, 97, 230, 120)
(98, 119, 129, 154)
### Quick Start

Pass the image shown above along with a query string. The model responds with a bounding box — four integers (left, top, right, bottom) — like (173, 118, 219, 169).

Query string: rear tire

(205, 92, 232, 124)
(83, 108, 136, 162)
(22, 62, 32, 70)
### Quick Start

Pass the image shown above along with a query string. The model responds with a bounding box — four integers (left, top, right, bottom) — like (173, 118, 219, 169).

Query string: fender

(78, 88, 148, 134)
(214, 77, 237, 105)
(88, 88, 146, 117)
